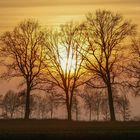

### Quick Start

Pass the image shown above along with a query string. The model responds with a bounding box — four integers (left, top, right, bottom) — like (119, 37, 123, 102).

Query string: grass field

(0, 119, 140, 140)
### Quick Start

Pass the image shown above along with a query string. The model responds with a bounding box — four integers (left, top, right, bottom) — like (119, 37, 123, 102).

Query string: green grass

(0, 119, 140, 139)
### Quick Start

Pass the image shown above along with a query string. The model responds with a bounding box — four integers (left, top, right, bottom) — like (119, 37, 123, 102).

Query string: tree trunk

(123, 107, 126, 121)
(89, 107, 92, 121)
(68, 107, 72, 121)
(10, 112, 13, 119)
(65, 90, 72, 121)
(66, 104, 72, 121)
(76, 108, 78, 121)
(51, 108, 53, 119)
(97, 110, 99, 121)
(107, 82, 116, 121)
(24, 86, 30, 119)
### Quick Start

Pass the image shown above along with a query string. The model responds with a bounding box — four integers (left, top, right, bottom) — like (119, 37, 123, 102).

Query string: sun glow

(59, 45, 77, 73)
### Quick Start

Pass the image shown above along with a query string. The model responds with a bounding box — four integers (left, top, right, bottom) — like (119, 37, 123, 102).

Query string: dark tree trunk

(68, 106, 72, 121)
(10, 112, 13, 119)
(51, 108, 53, 119)
(97, 110, 99, 121)
(66, 103, 72, 121)
(89, 107, 92, 121)
(65, 90, 72, 121)
(107, 82, 116, 121)
(76, 108, 78, 121)
(24, 86, 30, 119)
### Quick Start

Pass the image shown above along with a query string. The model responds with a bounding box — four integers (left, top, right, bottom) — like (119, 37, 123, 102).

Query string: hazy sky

(0, 0, 140, 33)
(0, 0, 140, 117)
(0, 0, 140, 6)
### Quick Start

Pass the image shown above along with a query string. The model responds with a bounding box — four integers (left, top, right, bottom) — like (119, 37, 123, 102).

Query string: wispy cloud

(0, 0, 139, 33)
(0, 0, 139, 8)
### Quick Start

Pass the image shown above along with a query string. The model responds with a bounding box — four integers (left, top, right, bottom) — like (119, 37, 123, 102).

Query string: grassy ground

(0, 119, 140, 139)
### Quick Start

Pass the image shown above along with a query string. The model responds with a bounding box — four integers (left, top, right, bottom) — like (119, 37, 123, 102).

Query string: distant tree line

(0, 88, 130, 121)
(0, 10, 139, 121)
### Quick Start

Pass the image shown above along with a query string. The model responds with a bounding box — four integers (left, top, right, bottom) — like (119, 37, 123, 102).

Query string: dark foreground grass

(0, 119, 140, 140)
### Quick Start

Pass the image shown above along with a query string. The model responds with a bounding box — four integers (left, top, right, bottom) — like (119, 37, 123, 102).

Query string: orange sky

(0, 0, 140, 33)
(0, 0, 140, 117)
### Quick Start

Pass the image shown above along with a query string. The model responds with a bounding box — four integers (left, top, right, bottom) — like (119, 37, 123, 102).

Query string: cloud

(0, 0, 139, 8)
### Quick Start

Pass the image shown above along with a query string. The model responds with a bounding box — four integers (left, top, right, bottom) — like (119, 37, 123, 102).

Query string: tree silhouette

(116, 93, 130, 121)
(45, 22, 87, 120)
(101, 95, 110, 121)
(127, 38, 140, 95)
(0, 11, 138, 121)
(80, 86, 102, 121)
(31, 95, 49, 119)
(0, 19, 48, 119)
(45, 90, 60, 119)
(82, 10, 136, 121)
(72, 93, 81, 121)
(2, 90, 19, 118)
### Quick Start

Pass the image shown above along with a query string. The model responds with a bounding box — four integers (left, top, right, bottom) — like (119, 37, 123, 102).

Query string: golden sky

(0, 0, 140, 33)
(0, 0, 140, 117)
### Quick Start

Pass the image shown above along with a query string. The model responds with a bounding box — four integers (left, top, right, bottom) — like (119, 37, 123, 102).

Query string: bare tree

(82, 10, 136, 121)
(101, 96, 110, 121)
(32, 95, 49, 119)
(28, 94, 39, 118)
(0, 95, 3, 118)
(37, 96, 48, 119)
(115, 93, 130, 121)
(45, 22, 87, 120)
(2, 90, 19, 118)
(46, 90, 60, 119)
(80, 86, 102, 121)
(126, 38, 140, 95)
(72, 93, 81, 121)
(0, 19, 48, 119)
(80, 93, 93, 121)
(17, 90, 27, 118)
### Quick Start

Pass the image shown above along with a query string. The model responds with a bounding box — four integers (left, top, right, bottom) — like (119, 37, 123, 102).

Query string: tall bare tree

(0, 19, 48, 119)
(45, 22, 87, 120)
(82, 10, 136, 121)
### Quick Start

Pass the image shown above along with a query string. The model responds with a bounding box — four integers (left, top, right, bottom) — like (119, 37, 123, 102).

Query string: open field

(0, 119, 140, 139)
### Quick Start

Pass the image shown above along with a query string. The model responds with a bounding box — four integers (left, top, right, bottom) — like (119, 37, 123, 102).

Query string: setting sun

(59, 45, 77, 73)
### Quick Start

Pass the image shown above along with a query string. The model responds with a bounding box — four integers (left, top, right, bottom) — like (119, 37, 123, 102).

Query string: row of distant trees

(0, 10, 139, 121)
(0, 87, 130, 121)
(0, 90, 59, 119)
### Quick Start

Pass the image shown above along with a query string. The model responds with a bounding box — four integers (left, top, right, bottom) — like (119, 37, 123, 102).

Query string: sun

(58, 45, 77, 73)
